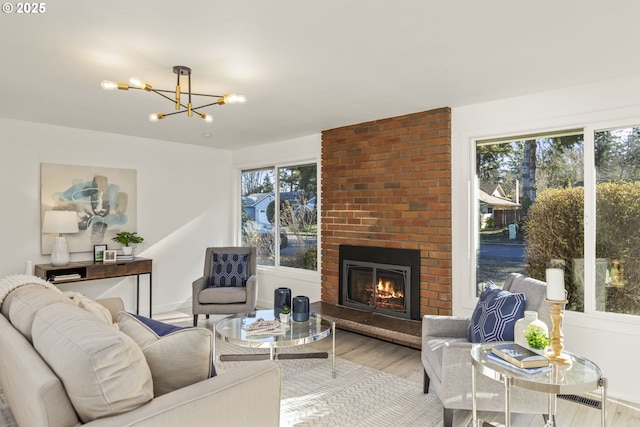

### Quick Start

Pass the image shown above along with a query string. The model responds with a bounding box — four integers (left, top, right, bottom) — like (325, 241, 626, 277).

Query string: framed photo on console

(103, 250, 117, 263)
(94, 244, 107, 262)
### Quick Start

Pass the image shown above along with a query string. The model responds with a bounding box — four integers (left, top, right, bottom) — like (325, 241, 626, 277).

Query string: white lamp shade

(42, 211, 79, 234)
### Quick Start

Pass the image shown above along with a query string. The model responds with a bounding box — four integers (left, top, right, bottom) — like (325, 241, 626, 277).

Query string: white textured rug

(0, 340, 442, 427)
(216, 340, 442, 426)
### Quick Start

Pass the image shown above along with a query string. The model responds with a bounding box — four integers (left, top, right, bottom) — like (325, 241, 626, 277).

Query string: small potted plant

(525, 325, 550, 354)
(279, 305, 291, 323)
(111, 231, 144, 256)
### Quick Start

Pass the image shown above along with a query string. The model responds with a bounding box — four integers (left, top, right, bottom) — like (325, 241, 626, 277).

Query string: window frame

(239, 159, 320, 274)
(466, 120, 640, 332)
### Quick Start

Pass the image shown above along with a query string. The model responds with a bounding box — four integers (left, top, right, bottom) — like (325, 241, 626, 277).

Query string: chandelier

(101, 65, 246, 123)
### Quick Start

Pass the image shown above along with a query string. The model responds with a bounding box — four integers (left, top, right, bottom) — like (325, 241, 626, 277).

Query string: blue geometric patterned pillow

(209, 253, 249, 287)
(467, 282, 526, 343)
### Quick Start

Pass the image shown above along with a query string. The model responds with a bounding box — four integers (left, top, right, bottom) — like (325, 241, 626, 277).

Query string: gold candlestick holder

(544, 299, 572, 365)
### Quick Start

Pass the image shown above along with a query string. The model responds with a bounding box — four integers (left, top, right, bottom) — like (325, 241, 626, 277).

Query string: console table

(34, 258, 153, 317)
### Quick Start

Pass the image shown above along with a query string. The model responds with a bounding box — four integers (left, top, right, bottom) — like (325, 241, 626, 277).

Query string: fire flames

(376, 278, 404, 300)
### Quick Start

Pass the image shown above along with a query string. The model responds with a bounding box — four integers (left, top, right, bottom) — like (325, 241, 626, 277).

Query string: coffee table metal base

(219, 351, 329, 362)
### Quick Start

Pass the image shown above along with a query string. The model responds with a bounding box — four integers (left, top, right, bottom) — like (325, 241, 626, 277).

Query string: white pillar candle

(546, 267, 565, 301)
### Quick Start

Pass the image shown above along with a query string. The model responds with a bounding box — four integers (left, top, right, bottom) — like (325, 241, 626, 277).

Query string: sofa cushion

(505, 274, 552, 330)
(32, 303, 153, 423)
(8, 284, 73, 342)
(118, 311, 216, 397)
(0, 274, 59, 317)
(467, 282, 526, 343)
(209, 252, 249, 287)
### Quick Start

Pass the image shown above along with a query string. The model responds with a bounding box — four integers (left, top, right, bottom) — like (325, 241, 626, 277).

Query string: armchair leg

(443, 407, 453, 427)
(193, 315, 198, 327)
(423, 369, 431, 394)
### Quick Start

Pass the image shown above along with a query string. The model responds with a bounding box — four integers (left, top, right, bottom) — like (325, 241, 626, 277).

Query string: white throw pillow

(32, 303, 153, 423)
(64, 291, 114, 326)
(118, 311, 214, 396)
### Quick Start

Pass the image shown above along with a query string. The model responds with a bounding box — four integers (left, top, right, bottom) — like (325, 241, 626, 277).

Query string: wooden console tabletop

(35, 258, 153, 317)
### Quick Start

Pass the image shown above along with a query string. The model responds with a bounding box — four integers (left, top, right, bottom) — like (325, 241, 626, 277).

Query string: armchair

(192, 247, 258, 326)
(422, 273, 552, 426)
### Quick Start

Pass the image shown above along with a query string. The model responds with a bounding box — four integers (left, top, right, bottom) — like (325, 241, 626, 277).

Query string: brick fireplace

(320, 107, 452, 318)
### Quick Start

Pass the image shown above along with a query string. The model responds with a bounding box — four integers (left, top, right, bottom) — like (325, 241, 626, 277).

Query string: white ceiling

(3, 1, 640, 150)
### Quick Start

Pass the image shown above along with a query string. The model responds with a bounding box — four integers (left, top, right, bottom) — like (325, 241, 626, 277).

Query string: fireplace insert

(339, 245, 420, 320)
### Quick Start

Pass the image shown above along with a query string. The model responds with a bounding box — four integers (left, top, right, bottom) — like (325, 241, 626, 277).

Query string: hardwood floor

(162, 310, 640, 426)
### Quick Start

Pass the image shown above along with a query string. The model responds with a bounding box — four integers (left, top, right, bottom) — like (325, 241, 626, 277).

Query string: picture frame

(94, 244, 107, 262)
(40, 163, 137, 255)
(103, 250, 117, 263)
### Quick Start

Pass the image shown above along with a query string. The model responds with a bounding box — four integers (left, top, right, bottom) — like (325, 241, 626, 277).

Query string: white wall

(232, 134, 322, 308)
(452, 75, 640, 404)
(0, 118, 234, 315)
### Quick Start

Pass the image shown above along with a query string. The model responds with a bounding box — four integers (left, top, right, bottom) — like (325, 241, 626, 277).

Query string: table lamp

(42, 210, 79, 266)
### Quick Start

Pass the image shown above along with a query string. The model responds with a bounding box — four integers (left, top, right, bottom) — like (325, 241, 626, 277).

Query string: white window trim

(236, 157, 321, 276)
(459, 117, 640, 333)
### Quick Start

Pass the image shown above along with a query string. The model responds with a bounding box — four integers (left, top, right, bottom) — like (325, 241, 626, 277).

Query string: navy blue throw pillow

(467, 282, 526, 343)
(131, 313, 185, 336)
(209, 252, 249, 287)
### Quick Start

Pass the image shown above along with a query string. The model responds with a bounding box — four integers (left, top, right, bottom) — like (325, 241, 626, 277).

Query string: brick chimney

(321, 107, 452, 316)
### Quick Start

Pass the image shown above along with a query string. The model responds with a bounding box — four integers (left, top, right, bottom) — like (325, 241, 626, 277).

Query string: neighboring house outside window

(475, 127, 640, 317)
(241, 163, 318, 271)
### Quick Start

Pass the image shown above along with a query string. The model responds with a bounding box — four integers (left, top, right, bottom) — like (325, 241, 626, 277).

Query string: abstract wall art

(41, 163, 137, 255)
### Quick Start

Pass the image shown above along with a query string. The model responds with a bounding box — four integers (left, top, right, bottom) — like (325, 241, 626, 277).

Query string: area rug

(216, 340, 442, 426)
(0, 340, 442, 427)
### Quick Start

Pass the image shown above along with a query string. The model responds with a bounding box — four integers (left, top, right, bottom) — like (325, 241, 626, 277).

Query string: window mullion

(583, 126, 597, 314)
(274, 167, 281, 267)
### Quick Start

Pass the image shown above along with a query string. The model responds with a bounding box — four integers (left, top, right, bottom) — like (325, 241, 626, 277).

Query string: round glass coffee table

(214, 309, 336, 378)
(471, 342, 607, 427)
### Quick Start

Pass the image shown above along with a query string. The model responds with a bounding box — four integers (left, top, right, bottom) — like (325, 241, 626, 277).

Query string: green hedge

(524, 182, 640, 314)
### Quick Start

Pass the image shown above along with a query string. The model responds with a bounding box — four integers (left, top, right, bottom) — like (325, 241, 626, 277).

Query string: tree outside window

(475, 127, 640, 316)
(241, 163, 318, 271)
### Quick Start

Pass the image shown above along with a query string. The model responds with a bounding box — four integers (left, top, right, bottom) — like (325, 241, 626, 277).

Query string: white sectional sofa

(0, 276, 281, 427)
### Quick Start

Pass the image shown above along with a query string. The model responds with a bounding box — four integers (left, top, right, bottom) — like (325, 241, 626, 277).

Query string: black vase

(292, 295, 310, 322)
(274, 287, 292, 318)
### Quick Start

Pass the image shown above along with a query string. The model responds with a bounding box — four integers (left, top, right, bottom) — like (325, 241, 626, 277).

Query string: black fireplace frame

(339, 244, 421, 320)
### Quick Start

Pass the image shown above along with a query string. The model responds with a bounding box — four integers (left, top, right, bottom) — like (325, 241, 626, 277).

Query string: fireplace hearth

(339, 245, 420, 320)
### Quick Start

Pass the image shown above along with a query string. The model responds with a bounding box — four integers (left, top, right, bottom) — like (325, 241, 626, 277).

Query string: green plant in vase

(111, 231, 144, 256)
(279, 305, 291, 323)
(524, 325, 550, 350)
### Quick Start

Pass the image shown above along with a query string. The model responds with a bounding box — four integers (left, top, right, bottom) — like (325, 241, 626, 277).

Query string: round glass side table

(471, 342, 607, 427)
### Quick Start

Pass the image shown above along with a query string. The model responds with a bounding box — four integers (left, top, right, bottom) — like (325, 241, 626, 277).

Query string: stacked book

(51, 273, 82, 282)
(489, 343, 550, 375)
(116, 254, 134, 261)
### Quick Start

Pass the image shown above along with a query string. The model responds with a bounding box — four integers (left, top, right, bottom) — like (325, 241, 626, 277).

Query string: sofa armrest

(96, 298, 125, 323)
(422, 315, 470, 339)
(84, 360, 281, 427)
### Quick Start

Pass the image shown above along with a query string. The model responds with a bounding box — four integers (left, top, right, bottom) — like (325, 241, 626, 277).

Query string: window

(475, 131, 585, 300)
(475, 126, 640, 317)
(594, 127, 640, 315)
(241, 163, 318, 271)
